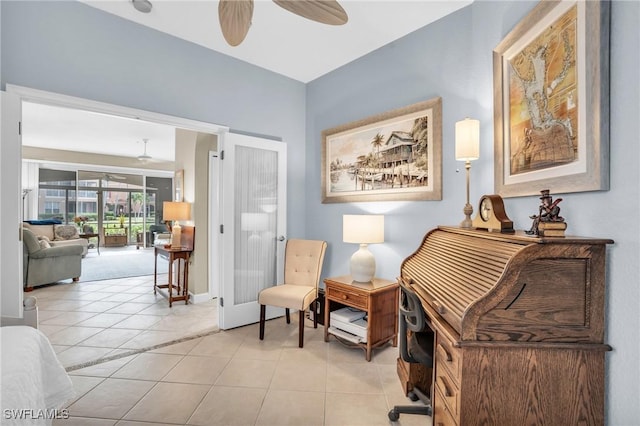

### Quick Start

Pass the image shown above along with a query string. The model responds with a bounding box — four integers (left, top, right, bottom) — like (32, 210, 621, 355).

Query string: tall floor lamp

(455, 118, 480, 228)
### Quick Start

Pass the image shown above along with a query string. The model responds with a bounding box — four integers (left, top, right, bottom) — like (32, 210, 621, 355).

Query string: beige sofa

(23, 222, 88, 257)
(22, 228, 83, 291)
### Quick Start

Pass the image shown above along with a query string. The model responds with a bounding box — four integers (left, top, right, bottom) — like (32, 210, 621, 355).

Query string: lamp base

(350, 244, 376, 283)
(460, 202, 473, 228)
(171, 223, 182, 248)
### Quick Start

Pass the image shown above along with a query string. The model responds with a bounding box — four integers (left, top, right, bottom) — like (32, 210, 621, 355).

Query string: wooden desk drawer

(326, 287, 368, 310)
(436, 333, 461, 383)
(435, 370, 459, 420)
(433, 385, 459, 426)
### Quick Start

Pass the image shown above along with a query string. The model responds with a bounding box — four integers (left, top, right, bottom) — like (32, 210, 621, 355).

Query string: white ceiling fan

(137, 138, 152, 162)
(131, 0, 348, 47)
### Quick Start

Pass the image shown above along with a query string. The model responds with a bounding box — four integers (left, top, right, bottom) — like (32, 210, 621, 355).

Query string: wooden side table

(324, 275, 399, 361)
(154, 246, 192, 307)
(79, 233, 100, 255)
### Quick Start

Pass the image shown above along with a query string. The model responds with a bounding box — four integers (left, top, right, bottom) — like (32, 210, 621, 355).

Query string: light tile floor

(33, 275, 218, 370)
(34, 277, 431, 425)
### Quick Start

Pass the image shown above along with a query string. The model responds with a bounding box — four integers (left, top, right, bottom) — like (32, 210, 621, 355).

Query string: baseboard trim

(190, 291, 214, 304)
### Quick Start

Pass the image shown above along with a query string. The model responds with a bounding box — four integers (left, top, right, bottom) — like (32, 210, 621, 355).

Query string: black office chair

(388, 281, 433, 421)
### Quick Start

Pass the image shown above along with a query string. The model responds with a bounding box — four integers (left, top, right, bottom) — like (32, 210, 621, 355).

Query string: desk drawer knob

(342, 295, 348, 300)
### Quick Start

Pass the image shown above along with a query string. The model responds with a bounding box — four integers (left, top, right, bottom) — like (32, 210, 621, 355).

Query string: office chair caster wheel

(408, 391, 419, 401)
(388, 409, 399, 421)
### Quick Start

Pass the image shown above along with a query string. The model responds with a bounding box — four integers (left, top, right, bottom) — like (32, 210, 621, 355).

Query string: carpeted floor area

(81, 246, 168, 282)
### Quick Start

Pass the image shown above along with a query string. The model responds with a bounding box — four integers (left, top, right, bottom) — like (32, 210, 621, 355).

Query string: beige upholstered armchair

(258, 239, 327, 348)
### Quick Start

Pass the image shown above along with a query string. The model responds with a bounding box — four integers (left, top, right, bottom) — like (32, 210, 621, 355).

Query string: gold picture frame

(321, 97, 442, 203)
(493, 0, 610, 198)
(174, 169, 184, 201)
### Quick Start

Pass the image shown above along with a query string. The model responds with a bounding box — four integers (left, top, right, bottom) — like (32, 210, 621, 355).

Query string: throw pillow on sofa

(36, 235, 51, 248)
(53, 225, 79, 241)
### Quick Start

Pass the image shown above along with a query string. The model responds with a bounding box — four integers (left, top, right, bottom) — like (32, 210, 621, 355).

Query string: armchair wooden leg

(299, 309, 305, 348)
(285, 308, 291, 324)
(72, 277, 79, 282)
(259, 304, 266, 340)
(24, 286, 33, 292)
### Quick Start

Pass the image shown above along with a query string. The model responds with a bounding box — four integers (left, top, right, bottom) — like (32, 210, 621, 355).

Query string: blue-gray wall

(2, 0, 638, 423)
(307, 1, 639, 424)
(0, 0, 307, 239)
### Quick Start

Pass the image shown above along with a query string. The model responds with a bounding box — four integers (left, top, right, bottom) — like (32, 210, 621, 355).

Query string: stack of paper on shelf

(329, 307, 368, 343)
(331, 307, 366, 322)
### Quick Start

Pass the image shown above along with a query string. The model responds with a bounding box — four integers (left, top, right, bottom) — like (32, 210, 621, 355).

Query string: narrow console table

(154, 246, 192, 307)
(323, 275, 399, 361)
(153, 225, 195, 307)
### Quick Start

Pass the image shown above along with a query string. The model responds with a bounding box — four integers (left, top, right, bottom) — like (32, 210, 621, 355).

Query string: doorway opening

(12, 84, 225, 300)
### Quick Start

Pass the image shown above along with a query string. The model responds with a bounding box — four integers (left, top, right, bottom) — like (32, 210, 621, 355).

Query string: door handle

(277, 236, 286, 242)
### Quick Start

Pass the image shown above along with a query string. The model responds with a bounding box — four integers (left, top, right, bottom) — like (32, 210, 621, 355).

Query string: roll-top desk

(400, 226, 613, 425)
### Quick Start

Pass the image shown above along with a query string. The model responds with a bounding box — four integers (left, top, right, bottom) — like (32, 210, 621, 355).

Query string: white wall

(21, 162, 39, 219)
(174, 128, 219, 297)
(306, 1, 639, 423)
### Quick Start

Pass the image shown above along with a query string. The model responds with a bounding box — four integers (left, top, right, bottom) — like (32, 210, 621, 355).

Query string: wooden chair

(258, 239, 327, 348)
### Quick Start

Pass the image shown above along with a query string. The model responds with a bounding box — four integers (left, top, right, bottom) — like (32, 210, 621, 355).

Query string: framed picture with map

(493, 0, 610, 198)
(321, 98, 442, 203)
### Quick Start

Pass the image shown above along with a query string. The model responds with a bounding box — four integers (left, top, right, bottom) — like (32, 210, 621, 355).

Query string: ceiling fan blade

(105, 173, 126, 181)
(219, 0, 254, 46)
(273, 0, 348, 26)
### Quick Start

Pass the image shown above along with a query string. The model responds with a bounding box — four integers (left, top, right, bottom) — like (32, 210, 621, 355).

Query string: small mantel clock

(471, 194, 514, 233)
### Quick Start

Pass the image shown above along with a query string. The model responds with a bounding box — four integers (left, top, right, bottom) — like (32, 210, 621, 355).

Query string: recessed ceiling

(80, 0, 473, 83)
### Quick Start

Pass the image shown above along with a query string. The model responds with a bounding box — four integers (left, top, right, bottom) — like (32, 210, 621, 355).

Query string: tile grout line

(65, 327, 220, 372)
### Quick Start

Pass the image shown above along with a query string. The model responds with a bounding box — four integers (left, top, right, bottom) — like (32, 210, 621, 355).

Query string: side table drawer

(326, 287, 368, 310)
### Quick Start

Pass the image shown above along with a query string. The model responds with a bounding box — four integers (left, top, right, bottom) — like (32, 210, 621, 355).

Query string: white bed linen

(1, 326, 75, 425)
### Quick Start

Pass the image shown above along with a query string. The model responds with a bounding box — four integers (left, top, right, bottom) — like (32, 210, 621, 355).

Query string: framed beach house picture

(321, 97, 442, 203)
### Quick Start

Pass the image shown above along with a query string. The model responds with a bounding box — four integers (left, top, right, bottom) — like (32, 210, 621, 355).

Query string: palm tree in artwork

(412, 117, 429, 172)
(371, 133, 385, 171)
(412, 117, 429, 153)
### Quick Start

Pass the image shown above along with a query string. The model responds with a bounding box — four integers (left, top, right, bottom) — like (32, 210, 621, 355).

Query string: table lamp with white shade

(343, 214, 384, 282)
(455, 118, 480, 228)
(163, 201, 191, 248)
